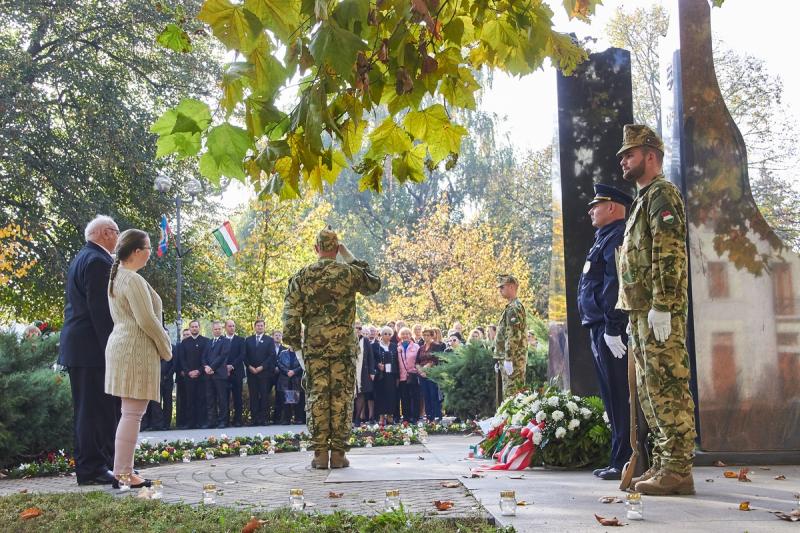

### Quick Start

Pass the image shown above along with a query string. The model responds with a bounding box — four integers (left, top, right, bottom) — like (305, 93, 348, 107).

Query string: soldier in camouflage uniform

(282, 227, 381, 469)
(616, 124, 697, 496)
(494, 274, 527, 397)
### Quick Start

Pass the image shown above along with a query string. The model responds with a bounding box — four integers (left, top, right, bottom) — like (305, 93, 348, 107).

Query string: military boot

(311, 449, 329, 469)
(630, 464, 660, 486)
(329, 450, 350, 468)
(635, 469, 695, 495)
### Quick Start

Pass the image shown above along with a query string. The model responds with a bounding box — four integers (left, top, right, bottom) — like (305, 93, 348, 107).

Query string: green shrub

(0, 332, 73, 467)
(426, 342, 496, 420)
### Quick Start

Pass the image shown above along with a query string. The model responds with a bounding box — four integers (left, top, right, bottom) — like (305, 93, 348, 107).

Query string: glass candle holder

(626, 492, 644, 520)
(289, 488, 305, 511)
(182, 451, 191, 463)
(202, 483, 216, 505)
(117, 473, 131, 492)
(365, 437, 374, 448)
(418, 429, 429, 444)
(384, 489, 401, 511)
(239, 446, 248, 457)
(205, 450, 214, 460)
(151, 480, 163, 500)
(417, 420, 424, 428)
(499, 490, 517, 516)
(299, 441, 308, 452)
(403, 435, 411, 446)
(467, 445, 475, 459)
(268, 443, 277, 455)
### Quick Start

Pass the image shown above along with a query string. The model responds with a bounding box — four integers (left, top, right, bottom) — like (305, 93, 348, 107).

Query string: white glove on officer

(503, 360, 513, 376)
(603, 334, 627, 359)
(647, 308, 672, 342)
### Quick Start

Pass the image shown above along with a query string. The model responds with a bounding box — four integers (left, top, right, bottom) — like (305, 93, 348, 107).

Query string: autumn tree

(363, 200, 530, 328)
(152, 0, 603, 198)
(215, 196, 332, 329)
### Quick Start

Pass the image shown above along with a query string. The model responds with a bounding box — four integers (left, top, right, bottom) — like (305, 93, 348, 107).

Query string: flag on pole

(212, 220, 239, 257)
(157, 214, 170, 257)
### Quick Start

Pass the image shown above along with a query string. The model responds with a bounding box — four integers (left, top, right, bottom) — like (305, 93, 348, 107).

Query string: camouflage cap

(616, 124, 664, 157)
(316, 225, 339, 252)
(496, 274, 518, 287)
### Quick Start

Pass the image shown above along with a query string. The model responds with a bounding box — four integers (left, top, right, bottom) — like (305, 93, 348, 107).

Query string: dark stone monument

(663, 0, 800, 460)
(549, 48, 634, 397)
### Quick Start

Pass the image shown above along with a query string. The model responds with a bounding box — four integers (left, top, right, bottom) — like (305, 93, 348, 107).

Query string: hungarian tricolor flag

(157, 215, 170, 257)
(212, 220, 239, 257)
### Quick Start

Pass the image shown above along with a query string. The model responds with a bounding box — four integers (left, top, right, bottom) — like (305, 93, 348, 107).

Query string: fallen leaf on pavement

(774, 475, 786, 480)
(723, 471, 738, 478)
(738, 468, 751, 482)
(20, 507, 42, 520)
(464, 472, 485, 478)
(242, 516, 265, 533)
(739, 501, 751, 511)
(434, 500, 454, 511)
(713, 460, 726, 467)
(328, 492, 343, 499)
(509, 474, 525, 479)
(18, 489, 28, 494)
(771, 510, 800, 522)
(418, 456, 425, 460)
(759, 467, 771, 471)
(599, 496, 623, 504)
(705, 479, 715, 483)
(517, 500, 529, 506)
(594, 514, 624, 526)
(440, 481, 461, 488)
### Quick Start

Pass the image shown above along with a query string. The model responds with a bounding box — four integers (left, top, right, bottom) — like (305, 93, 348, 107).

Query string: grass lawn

(0, 491, 509, 532)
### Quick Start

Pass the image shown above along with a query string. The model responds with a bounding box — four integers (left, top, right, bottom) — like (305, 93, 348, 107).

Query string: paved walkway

(2, 434, 799, 531)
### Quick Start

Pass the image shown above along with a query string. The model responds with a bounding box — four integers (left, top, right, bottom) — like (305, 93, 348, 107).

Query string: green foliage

(0, 332, 72, 468)
(0, 492, 502, 532)
(0, 1, 227, 324)
(425, 342, 497, 420)
(154, 0, 602, 196)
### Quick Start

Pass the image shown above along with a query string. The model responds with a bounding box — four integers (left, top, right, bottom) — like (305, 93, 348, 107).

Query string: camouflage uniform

(282, 229, 381, 453)
(495, 275, 527, 397)
(616, 125, 696, 476)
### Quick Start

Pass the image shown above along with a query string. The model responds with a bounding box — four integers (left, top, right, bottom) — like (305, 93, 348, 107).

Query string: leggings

(113, 398, 149, 476)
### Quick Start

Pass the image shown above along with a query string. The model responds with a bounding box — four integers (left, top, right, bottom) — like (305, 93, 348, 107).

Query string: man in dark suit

(224, 319, 246, 426)
(174, 329, 188, 429)
(58, 215, 120, 486)
(179, 320, 210, 429)
(244, 319, 276, 426)
(271, 330, 285, 424)
(203, 321, 231, 428)
(159, 329, 189, 430)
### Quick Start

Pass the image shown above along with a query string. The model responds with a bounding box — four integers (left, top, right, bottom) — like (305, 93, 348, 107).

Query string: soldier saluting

(282, 227, 381, 469)
(494, 274, 527, 398)
(616, 125, 697, 496)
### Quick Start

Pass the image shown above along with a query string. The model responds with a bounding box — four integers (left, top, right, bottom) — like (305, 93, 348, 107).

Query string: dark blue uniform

(578, 217, 632, 472)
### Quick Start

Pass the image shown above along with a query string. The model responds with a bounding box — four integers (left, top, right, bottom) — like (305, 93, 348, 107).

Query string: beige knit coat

(105, 267, 172, 401)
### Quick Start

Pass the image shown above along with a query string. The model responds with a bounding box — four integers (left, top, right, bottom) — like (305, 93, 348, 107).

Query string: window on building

(707, 262, 729, 298)
(773, 263, 795, 316)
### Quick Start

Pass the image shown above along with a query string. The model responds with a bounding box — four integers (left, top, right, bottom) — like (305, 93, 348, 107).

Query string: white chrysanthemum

(573, 395, 581, 401)
(551, 410, 565, 422)
(565, 401, 579, 413)
(579, 407, 592, 419)
(547, 396, 560, 407)
(531, 400, 541, 413)
(568, 419, 580, 431)
(555, 427, 567, 439)
(511, 412, 524, 426)
(533, 431, 543, 445)
(535, 411, 547, 423)
(603, 411, 610, 424)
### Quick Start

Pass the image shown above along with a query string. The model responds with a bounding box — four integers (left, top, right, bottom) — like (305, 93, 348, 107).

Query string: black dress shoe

(217, 423, 227, 429)
(112, 477, 153, 490)
(593, 466, 609, 477)
(77, 471, 116, 486)
(599, 467, 622, 480)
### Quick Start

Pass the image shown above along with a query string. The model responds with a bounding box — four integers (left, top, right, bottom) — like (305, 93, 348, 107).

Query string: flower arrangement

(478, 387, 611, 469)
(5, 422, 472, 479)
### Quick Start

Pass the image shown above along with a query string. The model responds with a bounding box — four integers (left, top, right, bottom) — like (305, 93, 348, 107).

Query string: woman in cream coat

(105, 229, 172, 488)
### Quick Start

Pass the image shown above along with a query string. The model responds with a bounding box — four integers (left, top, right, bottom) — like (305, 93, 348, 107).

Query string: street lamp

(155, 172, 203, 335)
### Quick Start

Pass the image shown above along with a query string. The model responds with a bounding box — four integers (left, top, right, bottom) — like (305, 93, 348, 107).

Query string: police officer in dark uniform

(578, 183, 633, 480)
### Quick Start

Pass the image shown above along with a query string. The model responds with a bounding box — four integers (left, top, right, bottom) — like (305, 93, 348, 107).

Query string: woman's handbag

(399, 351, 419, 386)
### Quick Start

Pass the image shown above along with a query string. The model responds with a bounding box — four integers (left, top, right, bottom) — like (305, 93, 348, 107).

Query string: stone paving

(2, 434, 800, 531)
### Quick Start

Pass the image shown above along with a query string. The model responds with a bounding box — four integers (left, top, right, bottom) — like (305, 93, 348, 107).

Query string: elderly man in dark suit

(203, 321, 231, 428)
(58, 215, 120, 486)
(224, 319, 247, 427)
(244, 319, 276, 426)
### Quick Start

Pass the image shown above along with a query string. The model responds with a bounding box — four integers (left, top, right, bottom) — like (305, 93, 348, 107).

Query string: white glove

(647, 308, 672, 342)
(603, 334, 627, 359)
(337, 243, 355, 263)
(503, 360, 513, 376)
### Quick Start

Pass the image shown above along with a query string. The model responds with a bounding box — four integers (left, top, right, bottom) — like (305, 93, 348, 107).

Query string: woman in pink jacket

(396, 327, 421, 423)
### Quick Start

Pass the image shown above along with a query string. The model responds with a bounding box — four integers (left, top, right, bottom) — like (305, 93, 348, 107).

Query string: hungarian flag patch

(661, 210, 675, 224)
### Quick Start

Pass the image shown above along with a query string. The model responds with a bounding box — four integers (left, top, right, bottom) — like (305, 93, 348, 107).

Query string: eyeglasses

(105, 227, 120, 234)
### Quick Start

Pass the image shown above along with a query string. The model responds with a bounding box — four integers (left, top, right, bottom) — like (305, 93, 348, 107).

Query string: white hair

(84, 215, 117, 241)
